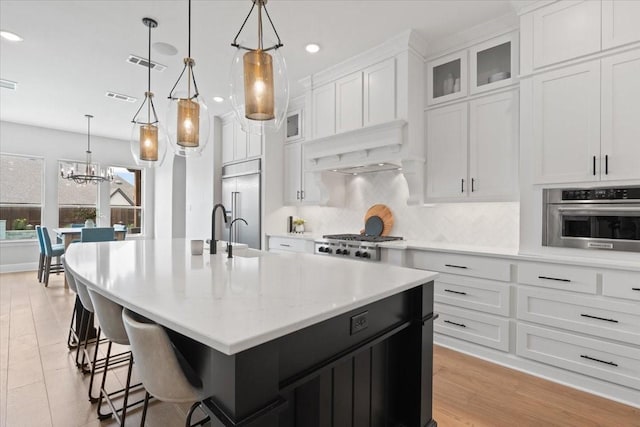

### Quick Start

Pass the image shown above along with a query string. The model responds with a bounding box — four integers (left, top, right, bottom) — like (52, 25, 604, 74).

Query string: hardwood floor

(1, 270, 639, 426)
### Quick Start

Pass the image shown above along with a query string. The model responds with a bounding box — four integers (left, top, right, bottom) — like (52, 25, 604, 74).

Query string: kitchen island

(66, 239, 439, 426)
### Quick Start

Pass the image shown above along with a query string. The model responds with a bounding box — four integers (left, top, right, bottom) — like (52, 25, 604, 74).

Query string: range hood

(303, 119, 425, 205)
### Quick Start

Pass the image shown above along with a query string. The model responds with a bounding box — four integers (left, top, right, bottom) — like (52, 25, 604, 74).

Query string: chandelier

(60, 115, 114, 184)
(229, 0, 289, 135)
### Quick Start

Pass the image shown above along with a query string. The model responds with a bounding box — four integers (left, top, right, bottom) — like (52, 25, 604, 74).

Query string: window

(110, 167, 143, 234)
(58, 161, 98, 227)
(0, 154, 43, 240)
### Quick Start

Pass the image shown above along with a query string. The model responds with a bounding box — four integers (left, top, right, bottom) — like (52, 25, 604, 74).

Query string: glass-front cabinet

(469, 32, 518, 94)
(427, 51, 468, 105)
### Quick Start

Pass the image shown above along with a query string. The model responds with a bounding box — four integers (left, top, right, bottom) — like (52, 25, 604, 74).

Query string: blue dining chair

(71, 223, 85, 228)
(81, 227, 115, 243)
(40, 226, 65, 286)
(35, 226, 45, 282)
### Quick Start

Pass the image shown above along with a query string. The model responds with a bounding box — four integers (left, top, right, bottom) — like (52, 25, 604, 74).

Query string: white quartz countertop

(65, 239, 438, 355)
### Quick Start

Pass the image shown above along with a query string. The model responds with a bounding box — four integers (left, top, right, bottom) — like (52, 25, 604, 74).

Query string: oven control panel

(562, 187, 640, 201)
(314, 242, 380, 261)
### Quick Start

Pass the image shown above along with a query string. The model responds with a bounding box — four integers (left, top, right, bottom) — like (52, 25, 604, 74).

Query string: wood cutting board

(362, 204, 394, 236)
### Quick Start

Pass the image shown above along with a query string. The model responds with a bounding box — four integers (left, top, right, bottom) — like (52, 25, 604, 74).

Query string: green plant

(76, 208, 96, 221)
(293, 218, 305, 226)
(12, 218, 28, 230)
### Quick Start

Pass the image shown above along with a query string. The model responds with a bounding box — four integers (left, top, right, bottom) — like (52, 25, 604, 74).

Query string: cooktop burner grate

(322, 234, 403, 243)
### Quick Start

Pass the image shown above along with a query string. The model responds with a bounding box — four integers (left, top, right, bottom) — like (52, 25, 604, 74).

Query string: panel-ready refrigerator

(221, 159, 261, 249)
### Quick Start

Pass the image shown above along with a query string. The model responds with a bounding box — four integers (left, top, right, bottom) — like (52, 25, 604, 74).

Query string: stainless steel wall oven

(543, 186, 640, 253)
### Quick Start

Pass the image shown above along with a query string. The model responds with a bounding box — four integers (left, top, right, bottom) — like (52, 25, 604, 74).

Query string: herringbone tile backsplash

(296, 171, 519, 249)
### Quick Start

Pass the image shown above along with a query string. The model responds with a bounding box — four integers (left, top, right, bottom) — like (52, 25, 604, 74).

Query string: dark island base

(171, 282, 436, 427)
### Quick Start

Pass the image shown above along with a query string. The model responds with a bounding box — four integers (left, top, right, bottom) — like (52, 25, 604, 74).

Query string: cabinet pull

(580, 314, 618, 323)
(444, 320, 466, 328)
(471, 178, 475, 192)
(296, 190, 300, 200)
(461, 178, 464, 193)
(301, 190, 305, 200)
(445, 264, 468, 269)
(279, 244, 291, 247)
(632, 288, 640, 291)
(605, 155, 609, 175)
(580, 355, 618, 367)
(593, 156, 596, 176)
(444, 289, 467, 295)
(538, 275, 571, 283)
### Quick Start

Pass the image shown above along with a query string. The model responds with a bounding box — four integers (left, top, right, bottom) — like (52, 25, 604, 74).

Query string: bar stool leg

(140, 391, 150, 427)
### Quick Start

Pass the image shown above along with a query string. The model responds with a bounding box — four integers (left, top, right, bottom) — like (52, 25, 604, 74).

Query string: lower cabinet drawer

(517, 323, 640, 390)
(517, 287, 640, 345)
(518, 262, 597, 294)
(267, 237, 307, 253)
(434, 304, 510, 352)
(602, 270, 640, 302)
(410, 251, 512, 282)
(434, 274, 511, 316)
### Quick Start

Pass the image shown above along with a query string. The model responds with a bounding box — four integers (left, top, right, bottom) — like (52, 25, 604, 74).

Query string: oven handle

(557, 207, 640, 215)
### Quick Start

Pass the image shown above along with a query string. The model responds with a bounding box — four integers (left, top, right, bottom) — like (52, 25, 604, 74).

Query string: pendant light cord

(188, 0, 191, 58)
(147, 22, 151, 123)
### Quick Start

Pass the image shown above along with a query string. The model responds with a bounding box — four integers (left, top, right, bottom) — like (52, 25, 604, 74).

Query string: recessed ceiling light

(0, 79, 18, 90)
(305, 43, 320, 54)
(0, 30, 23, 42)
(213, 96, 224, 103)
(378, 163, 385, 166)
(153, 41, 178, 56)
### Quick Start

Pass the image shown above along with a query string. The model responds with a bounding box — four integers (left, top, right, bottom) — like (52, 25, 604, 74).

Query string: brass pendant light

(230, 0, 289, 135)
(130, 17, 167, 167)
(167, 0, 210, 157)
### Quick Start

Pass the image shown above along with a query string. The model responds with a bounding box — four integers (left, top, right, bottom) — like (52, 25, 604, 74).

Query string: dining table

(55, 227, 126, 250)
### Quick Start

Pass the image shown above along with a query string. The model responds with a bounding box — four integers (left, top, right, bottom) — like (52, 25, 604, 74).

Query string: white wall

(0, 120, 154, 272)
(278, 170, 520, 249)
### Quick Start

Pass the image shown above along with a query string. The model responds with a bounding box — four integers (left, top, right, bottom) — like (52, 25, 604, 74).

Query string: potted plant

(12, 218, 28, 230)
(77, 208, 97, 228)
(293, 218, 305, 233)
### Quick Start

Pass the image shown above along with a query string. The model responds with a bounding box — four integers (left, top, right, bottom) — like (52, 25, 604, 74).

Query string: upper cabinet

(470, 33, 519, 95)
(220, 114, 263, 165)
(532, 0, 601, 69)
(602, 0, 640, 49)
(427, 31, 518, 105)
(311, 58, 397, 139)
(521, 0, 640, 74)
(427, 51, 468, 105)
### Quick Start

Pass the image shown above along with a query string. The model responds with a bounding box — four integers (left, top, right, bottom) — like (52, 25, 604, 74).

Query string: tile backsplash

(296, 171, 519, 249)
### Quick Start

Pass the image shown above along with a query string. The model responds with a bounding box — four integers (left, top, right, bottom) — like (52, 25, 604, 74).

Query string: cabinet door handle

(632, 288, 640, 291)
(471, 178, 475, 192)
(461, 178, 465, 193)
(444, 289, 467, 296)
(301, 190, 305, 200)
(279, 243, 291, 247)
(580, 314, 618, 323)
(538, 275, 571, 283)
(593, 156, 596, 176)
(580, 355, 618, 367)
(445, 264, 468, 269)
(444, 320, 466, 328)
(605, 154, 608, 175)
(296, 190, 300, 200)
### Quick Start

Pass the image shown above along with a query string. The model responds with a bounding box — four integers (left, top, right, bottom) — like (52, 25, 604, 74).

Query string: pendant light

(130, 17, 168, 168)
(61, 115, 114, 184)
(230, 0, 289, 135)
(167, 0, 210, 157)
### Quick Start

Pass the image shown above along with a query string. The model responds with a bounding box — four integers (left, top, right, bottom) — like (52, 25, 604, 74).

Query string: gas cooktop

(322, 234, 403, 243)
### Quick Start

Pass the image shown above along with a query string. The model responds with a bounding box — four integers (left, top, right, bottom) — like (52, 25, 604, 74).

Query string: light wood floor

(1, 271, 639, 426)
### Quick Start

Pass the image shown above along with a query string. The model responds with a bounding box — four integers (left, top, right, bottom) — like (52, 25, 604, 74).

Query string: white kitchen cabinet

(363, 58, 396, 126)
(602, 0, 640, 49)
(434, 273, 511, 317)
(435, 303, 510, 352)
(426, 103, 468, 200)
(267, 236, 313, 253)
(427, 50, 468, 105)
(409, 250, 512, 282)
(468, 90, 519, 200)
(335, 72, 363, 133)
(426, 90, 518, 201)
(221, 116, 263, 165)
(602, 270, 640, 302)
(531, 0, 601, 69)
(469, 32, 518, 95)
(600, 49, 640, 182)
(518, 262, 598, 294)
(283, 142, 321, 205)
(532, 61, 601, 184)
(312, 82, 336, 138)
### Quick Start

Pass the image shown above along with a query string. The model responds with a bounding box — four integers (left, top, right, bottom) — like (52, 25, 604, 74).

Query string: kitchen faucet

(227, 218, 248, 259)
(210, 203, 228, 255)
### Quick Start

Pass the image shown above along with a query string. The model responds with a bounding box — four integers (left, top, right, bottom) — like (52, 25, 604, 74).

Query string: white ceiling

(0, 0, 515, 141)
